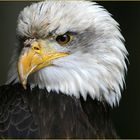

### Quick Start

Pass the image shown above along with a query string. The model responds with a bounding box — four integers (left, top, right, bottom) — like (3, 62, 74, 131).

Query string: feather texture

(0, 84, 118, 138)
(7, 1, 128, 106)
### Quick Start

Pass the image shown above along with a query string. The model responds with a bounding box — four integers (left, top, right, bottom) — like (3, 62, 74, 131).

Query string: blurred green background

(0, 1, 140, 138)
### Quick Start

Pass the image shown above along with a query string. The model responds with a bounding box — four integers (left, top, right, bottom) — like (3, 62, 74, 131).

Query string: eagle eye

(56, 34, 72, 45)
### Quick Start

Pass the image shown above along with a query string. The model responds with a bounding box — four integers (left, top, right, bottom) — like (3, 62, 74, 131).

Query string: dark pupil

(57, 35, 69, 42)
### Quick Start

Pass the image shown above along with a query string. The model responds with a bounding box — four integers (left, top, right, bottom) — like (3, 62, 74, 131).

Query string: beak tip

(21, 80, 27, 90)
(23, 85, 27, 90)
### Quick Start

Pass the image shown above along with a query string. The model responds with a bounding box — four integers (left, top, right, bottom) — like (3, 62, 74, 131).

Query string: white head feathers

(7, 0, 128, 107)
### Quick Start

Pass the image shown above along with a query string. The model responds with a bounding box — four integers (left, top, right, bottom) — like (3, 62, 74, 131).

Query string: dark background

(0, 1, 140, 138)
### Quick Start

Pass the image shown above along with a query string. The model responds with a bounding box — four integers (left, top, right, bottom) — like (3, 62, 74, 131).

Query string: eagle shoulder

(0, 84, 118, 138)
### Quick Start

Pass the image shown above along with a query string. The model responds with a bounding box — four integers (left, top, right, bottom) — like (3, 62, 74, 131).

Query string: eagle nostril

(33, 46, 40, 50)
(31, 41, 41, 52)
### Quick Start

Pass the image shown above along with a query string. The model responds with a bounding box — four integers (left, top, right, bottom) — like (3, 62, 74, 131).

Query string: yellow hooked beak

(18, 40, 69, 89)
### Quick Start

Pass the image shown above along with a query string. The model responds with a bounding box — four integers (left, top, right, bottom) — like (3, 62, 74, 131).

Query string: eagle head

(7, 1, 128, 107)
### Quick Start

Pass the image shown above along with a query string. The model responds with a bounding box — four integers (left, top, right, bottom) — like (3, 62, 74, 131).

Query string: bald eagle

(0, 0, 128, 138)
